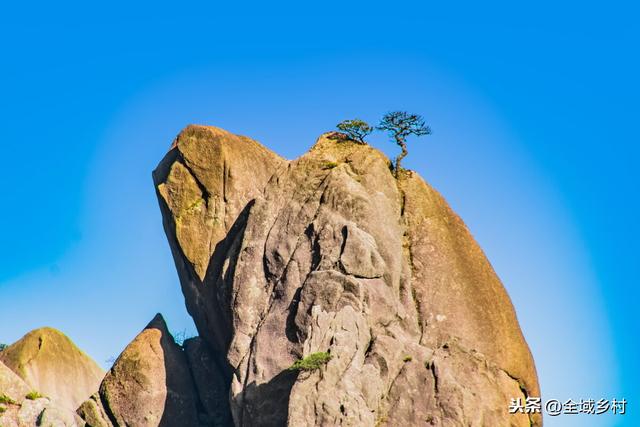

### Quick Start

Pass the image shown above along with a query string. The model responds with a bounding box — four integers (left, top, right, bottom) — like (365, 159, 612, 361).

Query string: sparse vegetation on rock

(0, 394, 16, 404)
(336, 119, 373, 144)
(322, 161, 338, 170)
(378, 111, 431, 176)
(25, 391, 43, 400)
(289, 352, 332, 372)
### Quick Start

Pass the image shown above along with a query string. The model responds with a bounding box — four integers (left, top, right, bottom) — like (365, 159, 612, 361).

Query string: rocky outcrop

(0, 360, 29, 403)
(153, 125, 286, 358)
(0, 327, 104, 412)
(77, 314, 205, 427)
(0, 360, 83, 427)
(154, 126, 541, 426)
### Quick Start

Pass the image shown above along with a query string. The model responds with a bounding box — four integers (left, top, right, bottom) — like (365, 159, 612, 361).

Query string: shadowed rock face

(184, 337, 234, 427)
(154, 126, 541, 427)
(0, 327, 104, 412)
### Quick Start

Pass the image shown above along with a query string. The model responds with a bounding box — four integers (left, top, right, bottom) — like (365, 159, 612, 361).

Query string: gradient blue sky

(1, 2, 638, 426)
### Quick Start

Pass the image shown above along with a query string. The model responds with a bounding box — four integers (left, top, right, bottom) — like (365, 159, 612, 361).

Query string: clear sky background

(0, 2, 638, 426)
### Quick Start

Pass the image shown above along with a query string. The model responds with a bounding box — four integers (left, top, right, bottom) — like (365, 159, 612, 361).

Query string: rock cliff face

(0, 327, 104, 412)
(154, 125, 541, 427)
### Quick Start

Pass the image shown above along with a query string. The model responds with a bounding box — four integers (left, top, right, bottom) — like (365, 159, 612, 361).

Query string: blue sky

(0, 2, 638, 425)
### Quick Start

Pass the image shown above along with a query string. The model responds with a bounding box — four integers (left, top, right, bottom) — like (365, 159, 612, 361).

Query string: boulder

(0, 360, 29, 403)
(76, 393, 114, 427)
(0, 327, 104, 411)
(79, 314, 202, 427)
(155, 127, 541, 426)
(0, 362, 82, 427)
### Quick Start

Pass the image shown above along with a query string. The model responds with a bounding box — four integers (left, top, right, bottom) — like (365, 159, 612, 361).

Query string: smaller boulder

(1, 361, 83, 427)
(84, 313, 202, 427)
(76, 393, 114, 427)
(0, 360, 29, 403)
(0, 327, 104, 411)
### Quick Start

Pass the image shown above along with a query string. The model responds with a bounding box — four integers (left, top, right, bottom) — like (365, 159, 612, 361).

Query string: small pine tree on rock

(336, 119, 373, 144)
(378, 111, 431, 176)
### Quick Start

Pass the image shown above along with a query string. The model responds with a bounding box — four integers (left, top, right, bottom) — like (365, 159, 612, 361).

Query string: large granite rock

(0, 327, 104, 411)
(77, 314, 203, 427)
(154, 126, 541, 426)
(0, 360, 83, 427)
(153, 125, 286, 357)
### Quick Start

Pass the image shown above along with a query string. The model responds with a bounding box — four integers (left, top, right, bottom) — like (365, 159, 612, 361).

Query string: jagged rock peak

(154, 125, 541, 427)
(77, 313, 223, 427)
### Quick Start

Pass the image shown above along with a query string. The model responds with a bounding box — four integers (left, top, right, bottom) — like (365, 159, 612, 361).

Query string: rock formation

(0, 350, 92, 426)
(77, 313, 208, 427)
(153, 125, 542, 426)
(0, 360, 29, 404)
(0, 327, 104, 412)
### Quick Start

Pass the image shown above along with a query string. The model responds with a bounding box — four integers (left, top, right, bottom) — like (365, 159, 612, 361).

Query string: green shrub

(377, 111, 431, 177)
(336, 119, 372, 144)
(322, 161, 338, 170)
(0, 405, 6, 413)
(402, 355, 413, 362)
(288, 352, 332, 372)
(0, 394, 15, 404)
(0, 343, 7, 352)
(25, 391, 44, 400)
